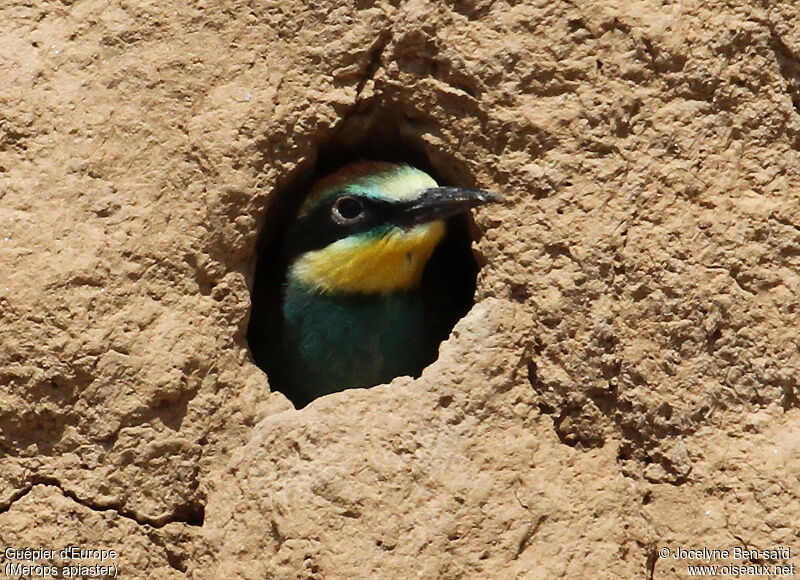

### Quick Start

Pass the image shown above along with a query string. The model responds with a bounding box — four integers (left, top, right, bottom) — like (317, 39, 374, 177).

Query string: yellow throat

(290, 220, 446, 294)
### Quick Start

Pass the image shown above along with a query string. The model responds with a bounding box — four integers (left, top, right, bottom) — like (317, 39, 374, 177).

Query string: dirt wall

(1, 1, 798, 578)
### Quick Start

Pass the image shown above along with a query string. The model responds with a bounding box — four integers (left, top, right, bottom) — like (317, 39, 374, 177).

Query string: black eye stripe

(286, 195, 404, 258)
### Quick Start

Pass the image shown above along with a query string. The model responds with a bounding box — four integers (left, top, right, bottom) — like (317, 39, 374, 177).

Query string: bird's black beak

(400, 187, 502, 227)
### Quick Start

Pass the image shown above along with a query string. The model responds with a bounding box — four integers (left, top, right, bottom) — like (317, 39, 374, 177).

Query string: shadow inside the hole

(247, 116, 481, 408)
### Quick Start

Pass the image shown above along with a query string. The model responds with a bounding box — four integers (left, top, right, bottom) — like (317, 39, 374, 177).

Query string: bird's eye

(331, 196, 365, 223)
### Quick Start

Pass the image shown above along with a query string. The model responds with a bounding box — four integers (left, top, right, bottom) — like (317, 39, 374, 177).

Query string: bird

(266, 161, 500, 407)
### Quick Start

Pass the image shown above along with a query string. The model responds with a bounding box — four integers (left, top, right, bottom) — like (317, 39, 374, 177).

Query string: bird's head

(285, 162, 500, 295)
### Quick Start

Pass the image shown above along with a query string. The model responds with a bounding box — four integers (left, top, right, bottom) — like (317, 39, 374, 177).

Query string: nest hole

(248, 112, 484, 408)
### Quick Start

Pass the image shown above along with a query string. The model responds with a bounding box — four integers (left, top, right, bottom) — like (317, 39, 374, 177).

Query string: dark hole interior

(247, 113, 481, 408)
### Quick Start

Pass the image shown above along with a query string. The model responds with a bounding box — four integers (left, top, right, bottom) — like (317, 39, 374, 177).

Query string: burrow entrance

(247, 109, 485, 408)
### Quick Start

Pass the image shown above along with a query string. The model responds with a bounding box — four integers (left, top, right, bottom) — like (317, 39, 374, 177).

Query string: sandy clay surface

(1, 0, 799, 578)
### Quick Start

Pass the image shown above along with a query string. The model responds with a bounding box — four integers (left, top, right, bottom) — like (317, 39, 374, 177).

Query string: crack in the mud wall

(768, 27, 800, 117)
(0, 476, 204, 528)
(354, 30, 392, 99)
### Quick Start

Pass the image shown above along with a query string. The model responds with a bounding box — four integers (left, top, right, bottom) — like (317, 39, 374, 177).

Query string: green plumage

(276, 278, 429, 406)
